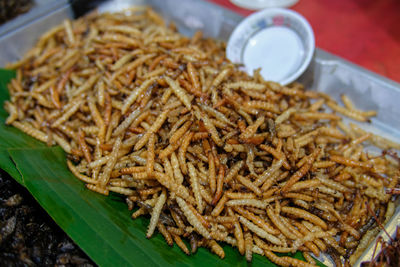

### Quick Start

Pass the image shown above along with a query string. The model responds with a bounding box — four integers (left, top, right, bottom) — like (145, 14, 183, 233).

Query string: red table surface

(208, 0, 400, 83)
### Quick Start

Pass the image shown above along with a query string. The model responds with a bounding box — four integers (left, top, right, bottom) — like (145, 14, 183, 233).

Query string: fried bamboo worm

(147, 189, 167, 238)
(187, 62, 201, 94)
(233, 206, 279, 235)
(187, 162, 204, 213)
(51, 100, 82, 127)
(281, 148, 320, 192)
(206, 240, 225, 259)
(266, 207, 298, 240)
(164, 76, 192, 110)
(11, 121, 49, 143)
(228, 208, 245, 255)
(135, 109, 169, 150)
(208, 153, 216, 193)
(177, 131, 193, 173)
(176, 197, 211, 239)
(98, 136, 122, 187)
(121, 77, 157, 114)
(153, 172, 194, 204)
(172, 233, 190, 255)
(281, 206, 327, 230)
(67, 160, 98, 184)
(212, 166, 225, 205)
(157, 222, 173, 246)
(330, 155, 372, 169)
(196, 110, 223, 146)
(78, 129, 92, 163)
(244, 231, 253, 262)
(170, 152, 184, 185)
(112, 109, 141, 137)
(238, 216, 282, 245)
(146, 133, 156, 177)
(326, 100, 370, 122)
(264, 250, 316, 267)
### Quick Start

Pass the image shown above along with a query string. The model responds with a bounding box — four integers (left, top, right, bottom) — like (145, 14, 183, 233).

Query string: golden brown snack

(5, 7, 400, 266)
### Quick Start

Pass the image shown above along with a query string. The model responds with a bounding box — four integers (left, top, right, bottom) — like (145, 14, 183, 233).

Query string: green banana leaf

(0, 69, 324, 266)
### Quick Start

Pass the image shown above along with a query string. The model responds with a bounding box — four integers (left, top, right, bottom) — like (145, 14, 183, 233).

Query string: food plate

(0, 0, 399, 266)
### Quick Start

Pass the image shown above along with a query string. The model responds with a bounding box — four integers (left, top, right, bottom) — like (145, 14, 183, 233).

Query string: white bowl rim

(227, 7, 315, 85)
(230, 0, 299, 10)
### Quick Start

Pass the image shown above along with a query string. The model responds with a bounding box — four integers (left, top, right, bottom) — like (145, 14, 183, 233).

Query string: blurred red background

(208, 0, 400, 83)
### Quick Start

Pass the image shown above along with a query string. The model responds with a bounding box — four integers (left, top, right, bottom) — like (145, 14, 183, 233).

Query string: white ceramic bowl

(226, 8, 315, 85)
(230, 0, 299, 10)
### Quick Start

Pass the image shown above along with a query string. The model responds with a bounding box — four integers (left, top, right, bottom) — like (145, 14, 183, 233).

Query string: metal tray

(0, 0, 399, 265)
(0, 0, 69, 37)
(0, 0, 72, 67)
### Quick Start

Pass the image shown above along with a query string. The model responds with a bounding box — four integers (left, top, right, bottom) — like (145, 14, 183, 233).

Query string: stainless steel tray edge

(0, 0, 69, 37)
(0, 2, 73, 67)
